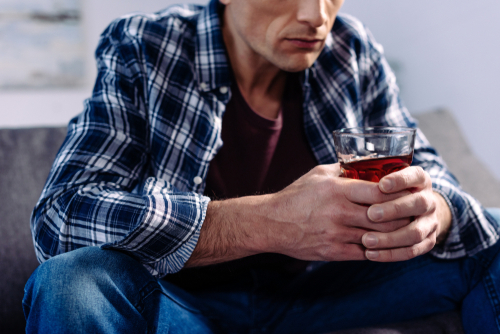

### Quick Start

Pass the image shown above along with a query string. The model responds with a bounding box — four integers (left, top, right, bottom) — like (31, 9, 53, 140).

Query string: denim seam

(135, 281, 162, 314)
(136, 280, 203, 315)
(483, 271, 500, 333)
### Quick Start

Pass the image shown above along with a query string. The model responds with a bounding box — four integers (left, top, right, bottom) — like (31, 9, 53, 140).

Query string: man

(23, 0, 500, 333)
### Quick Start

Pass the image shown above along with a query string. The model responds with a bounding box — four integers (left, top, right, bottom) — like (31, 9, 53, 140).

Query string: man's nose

(296, 0, 328, 28)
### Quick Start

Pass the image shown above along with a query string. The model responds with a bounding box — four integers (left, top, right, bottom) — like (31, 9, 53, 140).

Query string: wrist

(185, 194, 274, 267)
(230, 193, 277, 254)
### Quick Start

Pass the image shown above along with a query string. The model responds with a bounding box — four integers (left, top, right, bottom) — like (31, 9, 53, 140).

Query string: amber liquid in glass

(340, 154, 413, 182)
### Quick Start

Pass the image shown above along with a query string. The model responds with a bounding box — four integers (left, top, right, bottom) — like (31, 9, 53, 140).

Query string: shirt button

(199, 82, 208, 91)
(219, 86, 228, 94)
(193, 176, 203, 185)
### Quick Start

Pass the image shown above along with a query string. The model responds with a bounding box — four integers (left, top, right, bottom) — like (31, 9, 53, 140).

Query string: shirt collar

(195, 0, 232, 93)
(194, 0, 325, 94)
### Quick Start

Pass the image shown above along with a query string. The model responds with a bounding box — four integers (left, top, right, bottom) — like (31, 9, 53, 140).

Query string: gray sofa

(1, 109, 498, 333)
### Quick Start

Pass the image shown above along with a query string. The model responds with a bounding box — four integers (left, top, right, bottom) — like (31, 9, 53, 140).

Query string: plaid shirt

(32, 0, 499, 278)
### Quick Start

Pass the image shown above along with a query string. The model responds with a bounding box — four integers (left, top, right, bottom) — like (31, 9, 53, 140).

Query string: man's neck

(221, 9, 287, 120)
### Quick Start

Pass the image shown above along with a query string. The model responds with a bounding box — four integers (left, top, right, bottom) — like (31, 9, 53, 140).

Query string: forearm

(185, 195, 273, 267)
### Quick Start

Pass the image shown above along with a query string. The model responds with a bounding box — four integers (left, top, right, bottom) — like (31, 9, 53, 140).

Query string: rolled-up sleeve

(31, 17, 210, 278)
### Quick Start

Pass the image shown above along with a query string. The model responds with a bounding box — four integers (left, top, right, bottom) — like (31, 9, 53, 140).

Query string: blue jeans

(24, 209, 500, 334)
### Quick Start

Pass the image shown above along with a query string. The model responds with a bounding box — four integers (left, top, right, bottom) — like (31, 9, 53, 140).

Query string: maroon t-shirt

(205, 74, 317, 198)
(164, 74, 318, 290)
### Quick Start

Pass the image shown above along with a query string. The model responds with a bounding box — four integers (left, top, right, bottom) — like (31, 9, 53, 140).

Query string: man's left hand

(361, 166, 452, 262)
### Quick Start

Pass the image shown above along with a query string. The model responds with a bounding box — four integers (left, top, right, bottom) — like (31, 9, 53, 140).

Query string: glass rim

(332, 126, 417, 136)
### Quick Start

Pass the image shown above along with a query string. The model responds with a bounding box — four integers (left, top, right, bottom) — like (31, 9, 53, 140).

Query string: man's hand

(186, 164, 451, 268)
(186, 163, 411, 267)
(263, 164, 414, 262)
(360, 166, 452, 262)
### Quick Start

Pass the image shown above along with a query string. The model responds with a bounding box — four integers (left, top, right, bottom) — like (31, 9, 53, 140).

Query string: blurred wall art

(0, 0, 84, 89)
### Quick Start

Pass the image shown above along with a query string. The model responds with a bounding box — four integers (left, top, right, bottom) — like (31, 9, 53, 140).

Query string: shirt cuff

(429, 188, 465, 259)
(101, 177, 211, 278)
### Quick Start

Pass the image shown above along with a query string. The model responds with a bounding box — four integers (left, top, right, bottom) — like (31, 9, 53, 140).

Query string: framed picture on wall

(0, 0, 85, 89)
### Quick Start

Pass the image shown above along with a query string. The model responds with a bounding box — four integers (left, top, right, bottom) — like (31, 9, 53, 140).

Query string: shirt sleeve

(359, 27, 500, 259)
(30, 18, 210, 278)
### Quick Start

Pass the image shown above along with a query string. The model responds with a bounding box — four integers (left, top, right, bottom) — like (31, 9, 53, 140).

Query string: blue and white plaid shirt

(32, 0, 499, 278)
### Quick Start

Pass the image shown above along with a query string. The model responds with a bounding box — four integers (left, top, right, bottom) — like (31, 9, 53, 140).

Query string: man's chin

(273, 54, 321, 72)
(279, 60, 317, 73)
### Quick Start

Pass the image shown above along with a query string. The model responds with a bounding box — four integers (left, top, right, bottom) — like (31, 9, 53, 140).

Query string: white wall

(341, 0, 500, 180)
(1, 0, 499, 180)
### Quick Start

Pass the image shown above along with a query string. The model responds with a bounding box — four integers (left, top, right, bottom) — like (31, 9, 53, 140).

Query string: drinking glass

(332, 126, 417, 182)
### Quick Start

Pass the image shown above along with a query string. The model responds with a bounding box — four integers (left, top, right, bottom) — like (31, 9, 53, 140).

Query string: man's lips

(286, 38, 323, 49)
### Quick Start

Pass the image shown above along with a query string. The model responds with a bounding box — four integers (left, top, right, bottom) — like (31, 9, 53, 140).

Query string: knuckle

(412, 225, 426, 242)
(329, 243, 349, 260)
(426, 234, 437, 250)
(415, 166, 426, 181)
(392, 201, 405, 216)
(389, 248, 398, 261)
(430, 195, 437, 211)
(377, 222, 393, 233)
(427, 239, 436, 252)
(371, 186, 380, 201)
(337, 244, 349, 257)
(380, 233, 391, 247)
(317, 247, 331, 260)
(332, 228, 348, 242)
(406, 245, 420, 259)
(431, 232, 437, 244)
(371, 184, 383, 199)
(314, 165, 326, 173)
(313, 165, 329, 177)
(415, 193, 431, 212)
(404, 171, 413, 185)
(425, 174, 433, 187)
(397, 173, 411, 189)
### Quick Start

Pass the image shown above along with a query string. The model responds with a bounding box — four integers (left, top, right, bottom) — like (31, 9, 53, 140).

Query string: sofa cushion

(414, 109, 500, 207)
(0, 127, 67, 334)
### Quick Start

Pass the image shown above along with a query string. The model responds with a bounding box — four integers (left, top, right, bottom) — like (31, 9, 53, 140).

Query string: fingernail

(364, 234, 378, 248)
(368, 206, 384, 221)
(381, 179, 394, 192)
(366, 250, 380, 259)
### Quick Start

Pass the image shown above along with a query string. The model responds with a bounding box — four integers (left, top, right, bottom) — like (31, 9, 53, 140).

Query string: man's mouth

(285, 38, 323, 49)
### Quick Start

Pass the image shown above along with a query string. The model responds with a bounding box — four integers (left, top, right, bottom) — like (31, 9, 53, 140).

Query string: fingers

(363, 217, 437, 249)
(379, 166, 431, 194)
(344, 178, 411, 205)
(367, 190, 436, 223)
(334, 216, 411, 245)
(364, 234, 436, 262)
(362, 218, 412, 233)
(361, 217, 438, 261)
(319, 219, 408, 247)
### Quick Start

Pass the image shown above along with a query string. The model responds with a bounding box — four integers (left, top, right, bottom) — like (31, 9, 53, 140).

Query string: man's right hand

(186, 163, 411, 267)
(263, 163, 411, 261)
